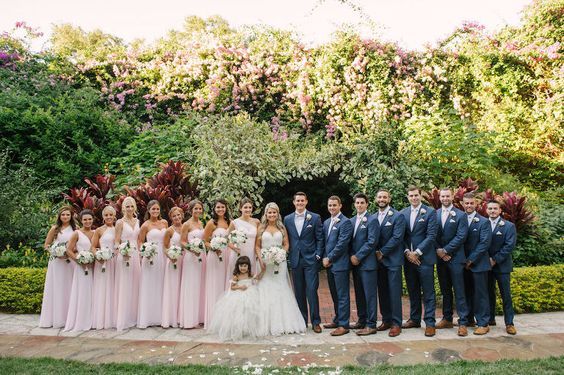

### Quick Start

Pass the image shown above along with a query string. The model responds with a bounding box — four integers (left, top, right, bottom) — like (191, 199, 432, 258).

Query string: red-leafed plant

(61, 186, 110, 227)
(500, 191, 535, 232)
(453, 178, 480, 209)
(422, 188, 441, 209)
(84, 175, 116, 199)
(476, 189, 498, 217)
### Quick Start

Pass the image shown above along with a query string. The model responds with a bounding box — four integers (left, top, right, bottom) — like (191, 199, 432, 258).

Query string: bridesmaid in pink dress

(91, 205, 117, 329)
(203, 199, 231, 328)
(179, 199, 205, 328)
(114, 197, 141, 331)
(161, 206, 184, 328)
(64, 209, 95, 331)
(39, 206, 76, 328)
(137, 200, 168, 328)
(225, 197, 260, 288)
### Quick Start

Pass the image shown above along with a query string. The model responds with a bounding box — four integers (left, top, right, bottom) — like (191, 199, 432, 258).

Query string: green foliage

(0, 244, 48, 268)
(0, 152, 55, 250)
(0, 267, 45, 313)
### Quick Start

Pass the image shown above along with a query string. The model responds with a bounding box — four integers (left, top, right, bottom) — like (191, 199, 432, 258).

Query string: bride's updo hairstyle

(258, 202, 286, 238)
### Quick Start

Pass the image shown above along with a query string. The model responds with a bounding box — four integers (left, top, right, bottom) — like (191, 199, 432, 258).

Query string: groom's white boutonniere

(362, 216, 367, 223)
(334, 217, 340, 223)
(499, 220, 505, 227)
(450, 211, 456, 217)
(306, 214, 312, 221)
(387, 211, 393, 216)
(473, 217, 480, 223)
(420, 208, 426, 214)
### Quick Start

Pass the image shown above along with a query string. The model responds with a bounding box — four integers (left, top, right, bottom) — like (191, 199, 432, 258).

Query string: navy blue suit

(284, 210, 325, 326)
(435, 206, 469, 325)
(323, 213, 353, 328)
(401, 204, 438, 327)
(464, 213, 492, 327)
(487, 218, 517, 325)
(350, 213, 379, 328)
(375, 208, 406, 327)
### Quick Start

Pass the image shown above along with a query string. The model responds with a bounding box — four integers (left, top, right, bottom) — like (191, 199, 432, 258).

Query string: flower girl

(208, 256, 261, 341)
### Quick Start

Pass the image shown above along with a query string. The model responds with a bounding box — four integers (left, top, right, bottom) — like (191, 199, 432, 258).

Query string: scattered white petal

(405, 348, 411, 351)
(229, 352, 235, 356)
(388, 353, 394, 357)
(261, 357, 267, 361)
(187, 356, 192, 359)
(161, 345, 167, 348)
(168, 351, 173, 354)
(213, 351, 219, 355)
(199, 354, 206, 358)
(168, 358, 174, 362)
(150, 349, 156, 352)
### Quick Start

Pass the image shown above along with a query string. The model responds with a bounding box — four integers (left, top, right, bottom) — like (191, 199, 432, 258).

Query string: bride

(256, 202, 306, 336)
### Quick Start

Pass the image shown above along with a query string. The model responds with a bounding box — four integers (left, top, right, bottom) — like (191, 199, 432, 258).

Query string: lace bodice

(261, 230, 283, 249)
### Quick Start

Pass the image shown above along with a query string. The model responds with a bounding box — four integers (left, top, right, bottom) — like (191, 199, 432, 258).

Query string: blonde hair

(169, 206, 184, 220)
(258, 202, 286, 237)
(121, 196, 138, 217)
(102, 205, 116, 217)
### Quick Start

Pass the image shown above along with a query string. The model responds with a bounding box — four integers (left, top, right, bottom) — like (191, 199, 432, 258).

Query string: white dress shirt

(353, 211, 366, 237)
(295, 211, 306, 236)
(467, 211, 476, 226)
(409, 204, 422, 230)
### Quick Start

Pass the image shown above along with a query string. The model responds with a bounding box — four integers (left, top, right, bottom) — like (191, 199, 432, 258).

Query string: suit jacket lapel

(298, 210, 308, 238)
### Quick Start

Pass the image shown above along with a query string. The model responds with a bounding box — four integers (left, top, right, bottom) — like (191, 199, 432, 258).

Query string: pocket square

(360, 225, 366, 229)
(449, 219, 456, 223)
(418, 218, 425, 222)
(332, 227, 338, 231)
(496, 231, 502, 235)
(472, 228, 477, 231)
(306, 224, 312, 228)
(385, 222, 392, 226)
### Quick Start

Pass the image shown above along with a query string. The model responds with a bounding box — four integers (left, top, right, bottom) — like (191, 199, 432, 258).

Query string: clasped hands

(405, 250, 421, 265)
(436, 248, 451, 262)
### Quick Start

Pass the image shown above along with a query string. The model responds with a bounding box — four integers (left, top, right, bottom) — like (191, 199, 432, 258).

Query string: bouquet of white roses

(95, 247, 114, 272)
(269, 246, 286, 274)
(166, 245, 182, 269)
(140, 242, 158, 265)
(76, 250, 95, 275)
(210, 236, 228, 262)
(118, 241, 134, 267)
(228, 230, 247, 247)
(187, 238, 205, 262)
(48, 242, 68, 261)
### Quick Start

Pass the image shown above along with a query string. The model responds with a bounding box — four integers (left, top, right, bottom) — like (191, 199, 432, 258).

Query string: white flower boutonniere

(450, 211, 456, 217)
(473, 217, 480, 223)
(499, 220, 505, 227)
(362, 216, 368, 223)
(334, 217, 340, 223)
(420, 208, 426, 214)
(306, 214, 312, 221)
(387, 210, 394, 216)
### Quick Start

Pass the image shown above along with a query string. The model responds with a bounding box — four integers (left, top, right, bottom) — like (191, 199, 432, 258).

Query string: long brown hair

(212, 198, 231, 226)
(144, 200, 162, 221)
(55, 206, 77, 234)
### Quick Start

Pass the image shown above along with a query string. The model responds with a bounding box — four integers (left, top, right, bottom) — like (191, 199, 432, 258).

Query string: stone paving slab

(1, 312, 563, 367)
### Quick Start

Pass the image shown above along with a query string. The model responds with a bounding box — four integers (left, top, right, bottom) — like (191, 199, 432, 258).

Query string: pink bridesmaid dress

(39, 226, 74, 328)
(225, 218, 258, 288)
(199, 244, 207, 324)
(92, 227, 116, 329)
(115, 220, 141, 331)
(137, 228, 165, 328)
(64, 231, 93, 331)
(162, 230, 182, 328)
(178, 228, 204, 328)
(203, 227, 228, 328)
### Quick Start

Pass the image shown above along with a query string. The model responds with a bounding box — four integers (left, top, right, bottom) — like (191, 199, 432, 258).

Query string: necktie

(442, 209, 449, 227)
(353, 215, 363, 237)
(378, 211, 385, 225)
(410, 208, 418, 230)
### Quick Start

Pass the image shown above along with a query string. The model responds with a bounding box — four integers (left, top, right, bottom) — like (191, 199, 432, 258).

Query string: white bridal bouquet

(187, 238, 205, 262)
(210, 236, 228, 262)
(140, 242, 158, 265)
(166, 245, 182, 269)
(48, 242, 68, 261)
(95, 247, 114, 272)
(261, 246, 287, 274)
(228, 230, 247, 247)
(76, 250, 95, 275)
(118, 241, 134, 267)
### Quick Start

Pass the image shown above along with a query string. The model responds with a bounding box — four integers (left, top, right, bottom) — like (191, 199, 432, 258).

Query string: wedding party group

(39, 187, 517, 341)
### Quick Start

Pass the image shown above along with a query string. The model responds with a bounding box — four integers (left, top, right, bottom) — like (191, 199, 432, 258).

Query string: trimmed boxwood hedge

(0, 265, 562, 314)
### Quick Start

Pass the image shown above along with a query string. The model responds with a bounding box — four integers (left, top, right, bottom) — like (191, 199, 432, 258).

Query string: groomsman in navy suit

(401, 186, 438, 337)
(462, 192, 492, 335)
(284, 192, 325, 333)
(435, 188, 470, 336)
(322, 195, 353, 336)
(349, 193, 379, 335)
(486, 200, 517, 335)
(374, 190, 406, 337)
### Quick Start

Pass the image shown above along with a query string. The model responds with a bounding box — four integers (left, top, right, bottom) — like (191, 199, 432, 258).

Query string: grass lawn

(1, 356, 563, 374)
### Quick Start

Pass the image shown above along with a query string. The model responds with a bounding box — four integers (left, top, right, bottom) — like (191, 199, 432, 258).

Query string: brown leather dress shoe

(377, 322, 392, 331)
(401, 320, 421, 329)
(312, 324, 322, 333)
(458, 325, 468, 336)
(473, 326, 490, 335)
(323, 322, 338, 329)
(356, 327, 377, 336)
(388, 325, 401, 337)
(330, 327, 350, 336)
(424, 326, 436, 337)
(488, 320, 496, 326)
(435, 319, 454, 329)
(350, 322, 366, 330)
(506, 325, 517, 335)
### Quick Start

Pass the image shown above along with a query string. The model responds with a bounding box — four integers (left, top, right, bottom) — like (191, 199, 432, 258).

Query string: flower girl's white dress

(208, 277, 261, 341)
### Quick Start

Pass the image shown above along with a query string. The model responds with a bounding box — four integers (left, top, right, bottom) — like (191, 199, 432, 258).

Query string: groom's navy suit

(464, 212, 492, 327)
(375, 208, 406, 328)
(435, 206, 470, 325)
(401, 204, 438, 327)
(284, 210, 325, 326)
(323, 213, 353, 328)
(349, 212, 379, 328)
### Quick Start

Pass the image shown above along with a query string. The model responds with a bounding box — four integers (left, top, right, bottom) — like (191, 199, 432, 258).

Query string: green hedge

(0, 265, 562, 314)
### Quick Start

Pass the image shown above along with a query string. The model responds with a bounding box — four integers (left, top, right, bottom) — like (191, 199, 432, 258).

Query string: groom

(284, 192, 325, 333)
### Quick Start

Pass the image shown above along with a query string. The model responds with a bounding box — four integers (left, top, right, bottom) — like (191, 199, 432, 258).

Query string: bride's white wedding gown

(257, 230, 306, 336)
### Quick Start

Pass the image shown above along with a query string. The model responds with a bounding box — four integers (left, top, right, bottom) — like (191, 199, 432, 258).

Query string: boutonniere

(420, 208, 426, 214)
(499, 220, 505, 227)
(306, 214, 312, 221)
(387, 211, 393, 217)
(362, 216, 368, 223)
(450, 211, 456, 217)
(334, 217, 341, 223)
(473, 217, 480, 223)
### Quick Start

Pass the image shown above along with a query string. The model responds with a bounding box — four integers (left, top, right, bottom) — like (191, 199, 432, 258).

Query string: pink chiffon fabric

(137, 228, 165, 328)
(92, 227, 116, 329)
(162, 230, 182, 328)
(203, 227, 228, 328)
(64, 230, 92, 331)
(179, 228, 204, 328)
